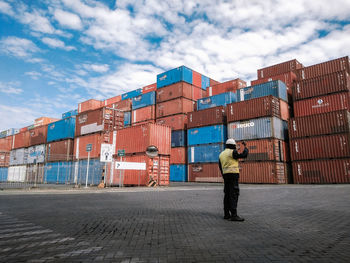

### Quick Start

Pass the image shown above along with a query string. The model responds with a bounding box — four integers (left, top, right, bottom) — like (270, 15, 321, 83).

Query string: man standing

(219, 138, 249, 221)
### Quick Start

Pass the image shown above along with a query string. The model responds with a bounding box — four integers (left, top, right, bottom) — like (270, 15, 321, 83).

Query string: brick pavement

(0, 184, 349, 262)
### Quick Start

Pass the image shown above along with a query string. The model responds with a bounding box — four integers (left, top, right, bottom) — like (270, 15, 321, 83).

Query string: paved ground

(0, 183, 349, 262)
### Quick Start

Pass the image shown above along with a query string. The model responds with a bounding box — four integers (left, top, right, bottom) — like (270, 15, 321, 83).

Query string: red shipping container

(29, 125, 47, 146)
(188, 163, 223, 183)
(103, 95, 121, 106)
(294, 92, 350, 117)
(210, 78, 220, 86)
(236, 139, 289, 162)
(0, 152, 10, 167)
(187, 106, 226, 129)
(156, 98, 195, 118)
(46, 139, 74, 162)
(290, 133, 350, 161)
(207, 78, 246, 97)
(258, 59, 303, 79)
(192, 70, 202, 88)
(156, 114, 188, 130)
(132, 105, 155, 124)
(293, 71, 350, 101)
(78, 99, 102, 113)
(74, 132, 112, 159)
(142, 83, 157, 94)
(292, 159, 350, 184)
(0, 136, 13, 152)
(251, 71, 296, 95)
(76, 107, 124, 137)
(13, 131, 30, 149)
(156, 82, 203, 103)
(34, 117, 59, 127)
(170, 147, 187, 164)
(289, 110, 350, 139)
(240, 162, 289, 184)
(295, 56, 350, 80)
(20, 127, 28, 133)
(227, 96, 290, 122)
(109, 154, 170, 186)
(107, 99, 132, 112)
(116, 123, 171, 155)
(132, 120, 155, 127)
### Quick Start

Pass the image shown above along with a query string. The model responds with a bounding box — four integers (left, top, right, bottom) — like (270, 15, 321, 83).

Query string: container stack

(206, 79, 246, 97)
(110, 123, 171, 186)
(0, 132, 14, 181)
(227, 80, 290, 184)
(187, 106, 227, 182)
(131, 91, 156, 126)
(290, 56, 350, 183)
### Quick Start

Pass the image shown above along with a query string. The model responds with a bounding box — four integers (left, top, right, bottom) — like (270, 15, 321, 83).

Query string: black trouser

(223, 173, 240, 217)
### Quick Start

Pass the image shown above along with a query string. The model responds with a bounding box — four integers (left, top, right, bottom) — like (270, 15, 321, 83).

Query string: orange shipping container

(156, 98, 195, 118)
(46, 139, 74, 162)
(132, 120, 155, 127)
(142, 83, 157, 94)
(13, 131, 30, 149)
(156, 114, 188, 130)
(78, 99, 102, 113)
(0, 136, 13, 152)
(109, 154, 170, 186)
(29, 125, 47, 146)
(74, 132, 112, 159)
(156, 82, 204, 103)
(170, 147, 187, 164)
(103, 95, 121, 106)
(108, 99, 132, 112)
(132, 105, 155, 124)
(0, 152, 10, 167)
(240, 162, 289, 184)
(207, 78, 247, 97)
(188, 163, 223, 183)
(116, 123, 171, 155)
(34, 117, 59, 127)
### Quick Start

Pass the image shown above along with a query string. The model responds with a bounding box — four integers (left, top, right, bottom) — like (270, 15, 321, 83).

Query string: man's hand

(242, 141, 246, 146)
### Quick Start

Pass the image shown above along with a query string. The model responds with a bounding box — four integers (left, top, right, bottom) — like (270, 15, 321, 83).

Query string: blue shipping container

(124, 111, 131, 127)
(227, 117, 288, 141)
(237, 80, 287, 102)
(197, 92, 237, 111)
(170, 165, 188, 182)
(44, 161, 74, 184)
(121, 88, 142, 101)
(62, 109, 78, 119)
(47, 117, 76, 142)
(188, 143, 225, 163)
(171, 130, 187, 147)
(0, 167, 8, 182)
(132, 91, 156, 110)
(201, 75, 210, 90)
(188, 125, 227, 146)
(157, 66, 193, 89)
(75, 159, 103, 185)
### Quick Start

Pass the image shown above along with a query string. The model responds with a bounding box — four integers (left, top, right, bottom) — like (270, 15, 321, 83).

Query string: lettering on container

(231, 122, 255, 129)
(311, 99, 330, 109)
(200, 98, 211, 104)
(294, 141, 299, 153)
(296, 83, 300, 93)
(240, 89, 245, 101)
(159, 75, 167, 81)
(78, 114, 87, 124)
(292, 120, 297, 131)
(297, 164, 302, 176)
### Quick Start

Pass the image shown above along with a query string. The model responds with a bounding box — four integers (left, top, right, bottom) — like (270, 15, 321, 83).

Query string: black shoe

(224, 215, 231, 220)
(230, 215, 245, 222)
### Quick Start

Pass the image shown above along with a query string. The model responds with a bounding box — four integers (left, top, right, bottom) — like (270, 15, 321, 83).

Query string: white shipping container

(27, 144, 46, 164)
(10, 148, 28, 166)
(8, 165, 27, 182)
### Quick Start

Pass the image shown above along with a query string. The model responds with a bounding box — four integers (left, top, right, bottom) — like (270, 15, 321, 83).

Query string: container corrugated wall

(240, 162, 289, 184)
(257, 59, 303, 79)
(121, 88, 142, 100)
(0, 152, 10, 167)
(171, 130, 187, 147)
(170, 147, 187, 164)
(0, 136, 13, 151)
(156, 114, 188, 131)
(47, 117, 76, 142)
(207, 79, 246, 97)
(46, 139, 74, 162)
(157, 66, 193, 88)
(27, 144, 46, 164)
(188, 163, 222, 182)
(187, 125, 227, 146)
(187, 106, 226, 129)
(228, 117, 288, 141)
(156, 98, 195, 118)
(132, 91, 156, 110)
(197, 92, 237, 110)
(29, 125, 47, 146)
(132, 105, 155, 124)
(13, 131, 30, 149)
(7, 165, 26, 182)
(188, 143, 224, 163)
(10, 148, 28, 165)
(251, 71, 297, 91)
(44, 161, 74, 184)
(170, 164, 187, 182)
(0, 167, 8, 182)
(237, 80, 288, 102)
(156, 82, 203, 102)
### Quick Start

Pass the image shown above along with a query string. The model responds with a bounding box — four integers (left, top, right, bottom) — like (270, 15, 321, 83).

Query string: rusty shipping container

(295, 56, 350, 80)
(12, 131, 30, 149)
(293, 71, 350, 101)
(236, 139, 289, 162)
(187, 106, 226, 129)
(142, 83, 157, 94)
(29, 125, 47, 146)
(188, 163, 223, 183)
(0, 152, 10, 166)
(156, 82, 204, 102)
(227, 96, 290, 122)
(132, 105, 155, 124)
(289, 110, 350, 139)
(258, 59, 303, 79)
(116, 123, 171, 155)
(109, 154, 170, 186)
(156, 98, 195, 118)
(76, 107, 124, 137)
(107, 99, 132, 112)
(0, 136, 13, 151)
(170, 147, 187, 164)
(290, 133, 350, 161)
(74, 132, 112, 160)
(240, 162, 289, 184)
(206, 78, 247, 97)
(292, 159, 350, 184)
(78, 99, 102, 113)
(156, 114, 188, 130)
(46, 139, 74, 162)
(293, 92, 350, 117)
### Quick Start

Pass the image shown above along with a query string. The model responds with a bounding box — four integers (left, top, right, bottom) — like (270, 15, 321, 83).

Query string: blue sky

(0, 0, 349, 131)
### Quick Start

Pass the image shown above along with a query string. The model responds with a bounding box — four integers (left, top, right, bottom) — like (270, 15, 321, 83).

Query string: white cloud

(20, 10, 56, 34)
(42, 37, 76, 51)
(0, 0, 14, 16)
(82, 63, 110, 73)
(25, 71, 42, 80)
(0, 81, 23, 95)
(54, 9, 83, 30)
(0, 36, 42, 62)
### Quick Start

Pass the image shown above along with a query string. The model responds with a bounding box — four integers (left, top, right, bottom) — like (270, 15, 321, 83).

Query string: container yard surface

(0, 184, 349, 262)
